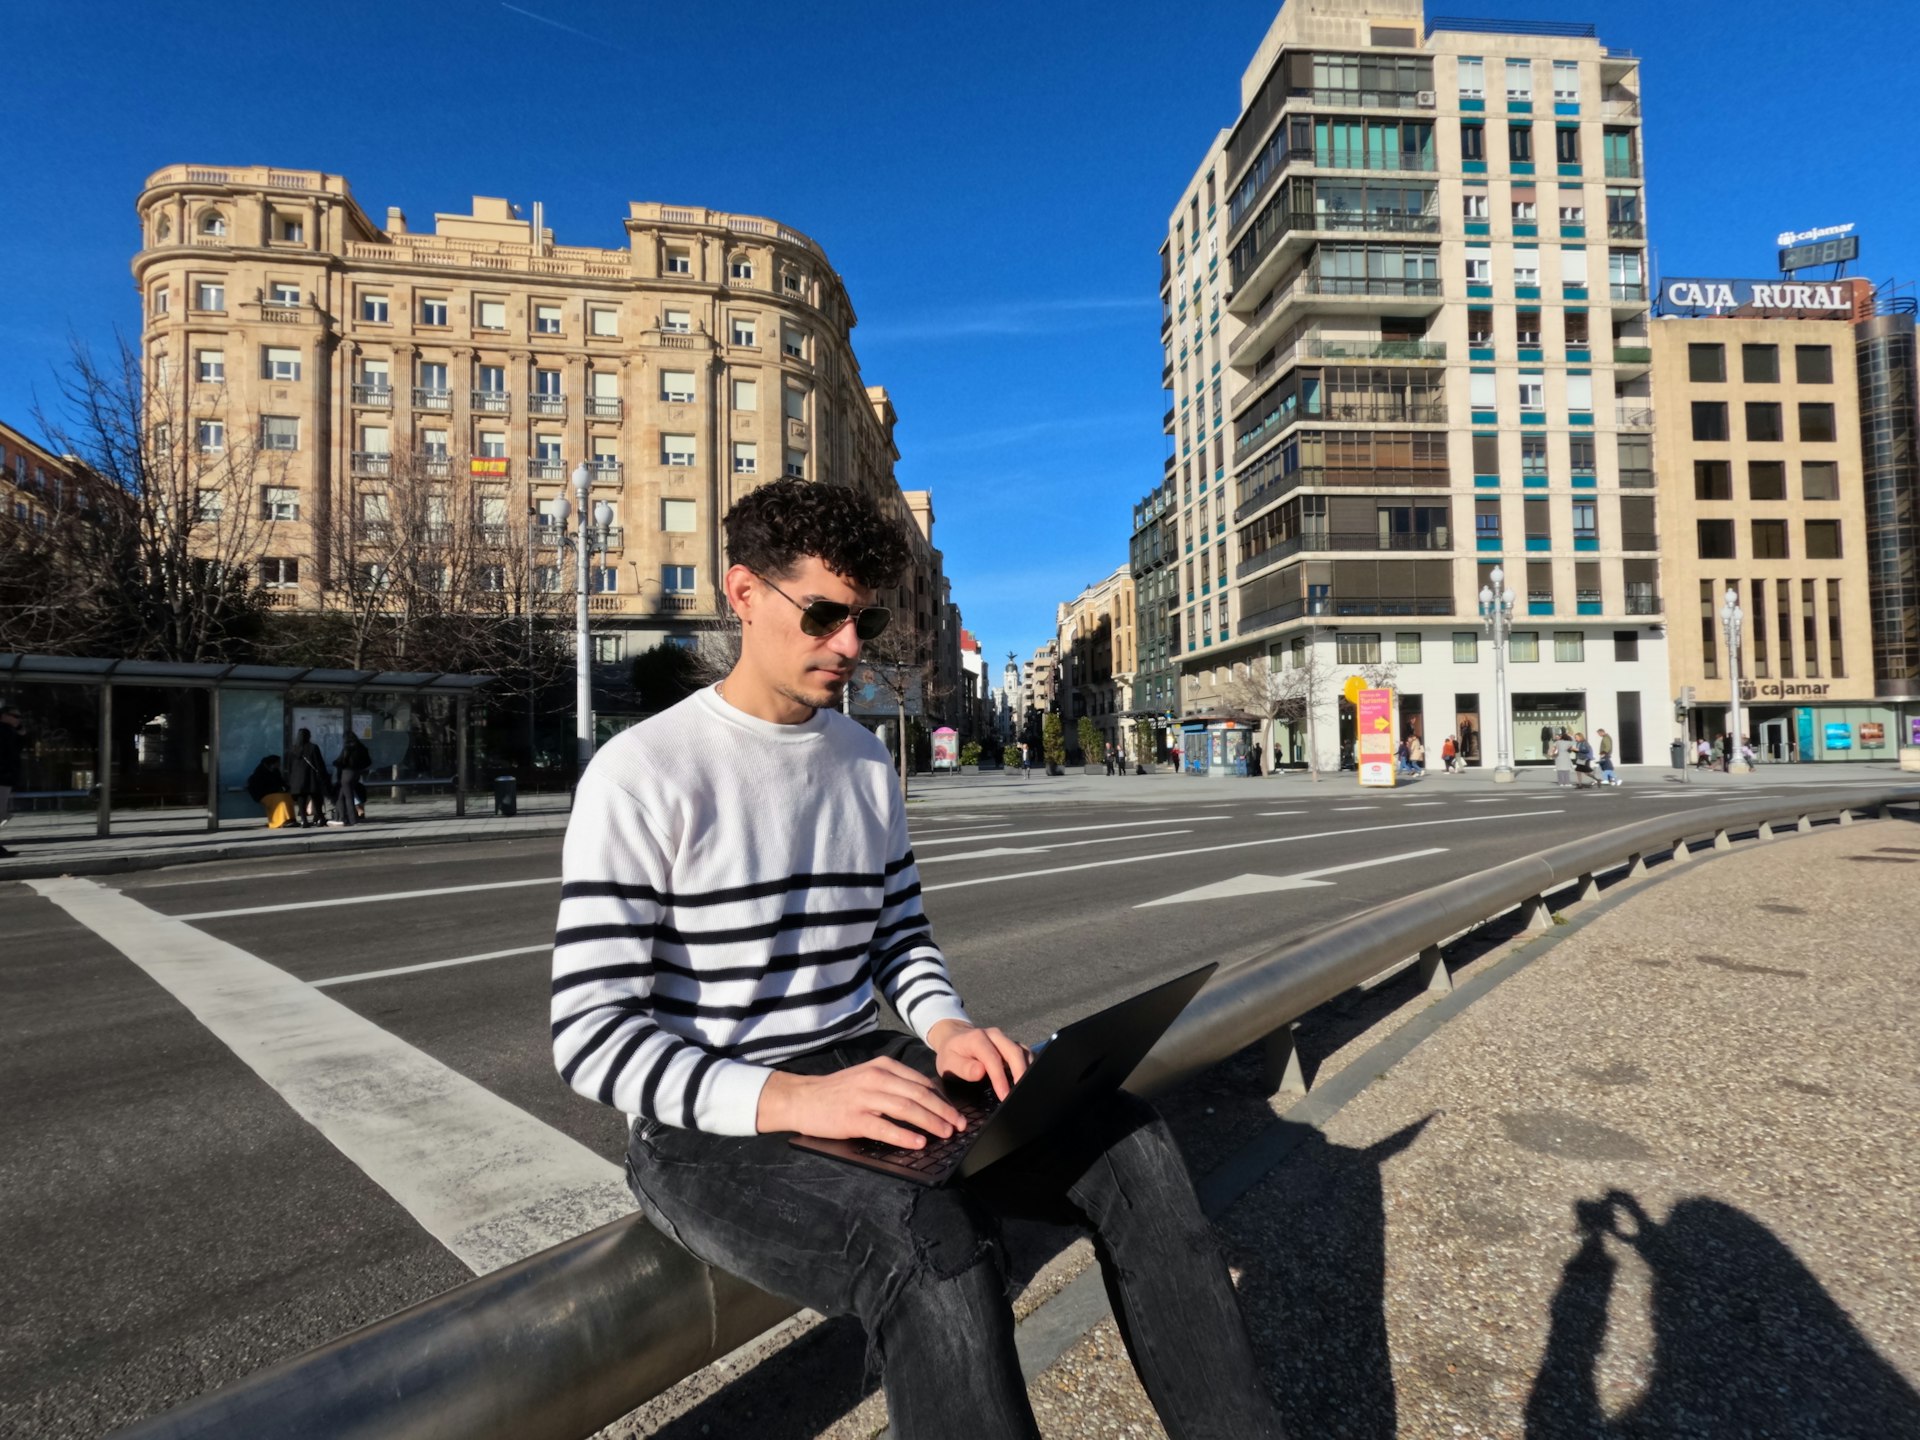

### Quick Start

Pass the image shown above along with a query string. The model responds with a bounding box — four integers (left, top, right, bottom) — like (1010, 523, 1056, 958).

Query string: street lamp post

(552, 463, 615, 780)
(1721, 586, 1749, 772)
(1480, 564, 1517, 783)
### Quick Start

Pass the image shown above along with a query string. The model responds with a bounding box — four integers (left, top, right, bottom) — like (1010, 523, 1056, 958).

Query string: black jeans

(624, 1030, 1283, 1440)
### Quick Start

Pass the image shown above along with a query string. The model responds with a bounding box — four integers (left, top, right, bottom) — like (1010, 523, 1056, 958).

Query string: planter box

(1901, 747, 1920, 774)
(960, 764, 980, 775)
(1082, 764, 1105, 775)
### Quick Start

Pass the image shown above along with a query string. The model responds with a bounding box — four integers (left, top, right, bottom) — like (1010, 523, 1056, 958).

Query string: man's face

(735, 556, 875, 712)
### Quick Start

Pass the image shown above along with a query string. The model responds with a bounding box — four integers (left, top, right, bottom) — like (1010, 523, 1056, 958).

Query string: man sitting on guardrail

(551, 480, 1283, 1440)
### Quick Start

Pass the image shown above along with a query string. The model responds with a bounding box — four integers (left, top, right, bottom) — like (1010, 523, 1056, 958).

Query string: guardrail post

(1416, 943, 1451, 993)
(1713, 828, 1732, 851)
(1758, 820, 1774, 840)
(1520, 894, 1553, 930)
(1571, 872, 1598, 904)
(1627, 851, 1647, 877)
(1797, 813, 1812, 833)
(1671, 837, 1694, 863)
(1837, 807, 1854, 827)
(1263, 1024, 1307, 1098)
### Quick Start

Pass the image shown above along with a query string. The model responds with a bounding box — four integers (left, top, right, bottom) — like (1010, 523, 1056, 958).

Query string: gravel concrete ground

(622, 812, 1920, 1439)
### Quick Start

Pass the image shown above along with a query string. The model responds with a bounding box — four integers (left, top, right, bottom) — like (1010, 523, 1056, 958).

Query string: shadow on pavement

(1525, 1190, 1920, 1439)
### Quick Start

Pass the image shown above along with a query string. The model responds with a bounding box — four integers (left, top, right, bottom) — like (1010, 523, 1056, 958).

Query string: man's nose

(827, 622, 864, 659)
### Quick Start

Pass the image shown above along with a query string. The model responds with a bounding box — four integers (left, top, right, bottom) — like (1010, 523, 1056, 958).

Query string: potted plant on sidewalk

(1042, 713, 1067, 776)
(1078, 717, 1105, 774)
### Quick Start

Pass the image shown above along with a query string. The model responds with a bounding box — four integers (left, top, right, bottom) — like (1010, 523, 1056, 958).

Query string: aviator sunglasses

(754, 572, 892, 641)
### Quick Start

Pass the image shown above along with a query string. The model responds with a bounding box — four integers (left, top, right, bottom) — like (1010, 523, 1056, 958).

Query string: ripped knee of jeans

(907, 1186, 1006, 1285)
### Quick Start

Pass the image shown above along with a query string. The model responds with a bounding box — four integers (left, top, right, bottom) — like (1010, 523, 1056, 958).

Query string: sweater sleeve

(550, 768, 774, 1136)
(869, 791, 973, 1041)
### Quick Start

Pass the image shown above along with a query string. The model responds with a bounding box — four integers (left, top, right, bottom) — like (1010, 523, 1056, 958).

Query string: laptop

(789, 962, 1217, 1186)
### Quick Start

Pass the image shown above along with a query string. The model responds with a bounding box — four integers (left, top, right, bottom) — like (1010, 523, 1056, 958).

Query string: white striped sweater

(551, 686, 972, 1135)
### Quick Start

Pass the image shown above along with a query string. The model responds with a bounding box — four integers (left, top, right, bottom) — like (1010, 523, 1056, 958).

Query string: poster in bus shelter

(1357, 687, 1397, 788)
(931, 727, 959, 770)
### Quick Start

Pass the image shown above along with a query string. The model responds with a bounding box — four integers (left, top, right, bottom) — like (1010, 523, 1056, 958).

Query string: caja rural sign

(1661, 277, 1854, 316)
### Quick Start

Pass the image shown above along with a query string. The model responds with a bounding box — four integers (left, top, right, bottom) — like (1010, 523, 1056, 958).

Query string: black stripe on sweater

(680, 1053, 722, 1129)
(712, 999, 881, 1059)
(645, 969, 871, 1023)
(553, 906, 884, 953)
(559, 872, 885, 908)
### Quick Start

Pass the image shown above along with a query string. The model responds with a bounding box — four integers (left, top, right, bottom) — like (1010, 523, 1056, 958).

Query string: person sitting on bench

(551, 480, 1284, 1440)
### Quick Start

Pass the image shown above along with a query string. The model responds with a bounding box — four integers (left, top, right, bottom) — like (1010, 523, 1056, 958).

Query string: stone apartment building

(1056, 565, 1137, 760)
(129, 165, 954, 678)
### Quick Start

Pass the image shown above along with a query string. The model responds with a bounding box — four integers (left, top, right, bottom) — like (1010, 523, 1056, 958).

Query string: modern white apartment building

(1165, 0, 1670, 770)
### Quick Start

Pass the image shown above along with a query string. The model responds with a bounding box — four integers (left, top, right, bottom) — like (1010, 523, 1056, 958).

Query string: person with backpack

(332, 731, 372, 827)
(1596, 728, 1620, 786)
(285, 728, 329, 828)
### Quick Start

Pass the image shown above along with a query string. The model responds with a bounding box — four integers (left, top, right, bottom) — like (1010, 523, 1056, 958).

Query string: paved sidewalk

(1020, 811, 1920, 1436)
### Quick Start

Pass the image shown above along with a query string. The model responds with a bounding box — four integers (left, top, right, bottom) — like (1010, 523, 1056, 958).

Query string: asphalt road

(0, 769, 1894, 1437)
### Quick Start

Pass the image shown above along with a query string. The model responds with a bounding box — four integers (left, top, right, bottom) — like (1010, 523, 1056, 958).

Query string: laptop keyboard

(853, 1086, 1001, 1176)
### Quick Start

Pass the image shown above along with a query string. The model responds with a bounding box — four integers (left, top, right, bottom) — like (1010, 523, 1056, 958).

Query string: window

(1467, 308, 1493, 345)
(198, 210, 226, 237)
(782, 325, 805, 359)
(662, 433, 696, 467)
(1396, 632, 1421, 663)
(1741, 344, 1779, 384)
(418, 360, 449, 396)
(477, 364, 506, 395)
(1465, 253, 1491, 284)
(591, 567, 618, 594)
(1566, 374, 1593, 411)
(1554, 631, 1584, 662)
(361, 294, 390, 323)
(1559, 198, 1585, 225)
(1687, 343, 1725, 383)
(1552, 60, 1579, 102)
(1691, 402, 1729, 442)
(592, 440, 619, 471)
(1512, 195, 1538, 222)
(729, 255, 755, 281)
(1513, 247, 1539, 285)
(783, 386, 806, 421)
(1509, 631, 1539, 662)
(152, 285, 170, 315)
(1697, 519, 1735, 558)
(1799, 403, 1836, 443)
(1554, 127, 1579, 164)
(1517, 372, 1544, 411)
(785, 448, 806, 479)
(1453, 631, 1479, 663)
(1469, 372, 1497, 410)
(662, 308, 690, 334)
(1460, 124, 1485, 162)
(195, 488, 224, 521)
(1745, 402, 1783, 443)
(662, 499, 696, 533)
(1752, 519, 1789, 559)
(1508, 125, 1533, 163)
(421, 297, 448, 326)
(196, 350, 225, 383)
(1614, 629, 1639, 662)
(1795, 345, 1833, 384)
(589, 306, 619, 337)
(1506, 58, 1531, 100)
(534, 304, 562, 334)
(731, 315, 758, 347)
(663, 564, 696, 592)
(359, 425, 389, 458)
(1521, 434, 1547, 476)
(1563, 310, 1589, 346)
(261, 416, 299, 451)
(421, 428, 449, 459)
(1558, 248, 1589, 291)
(534, 368, 562, 403)
(665, 248, 692, 275)
(535, 433, 562, 461)
(262, 486, 299, 521)
(733, 377, 758, 411)
(1802, 460, 1840, 500)
(593, 634, 624, 664)
(732, 442, 758, 474)
(1569, 434, 1595, 475)
(1748, 460, 1786, 501)
(1805, 520, 1842, 559)
(1475, 497, 1502, 541)
(1457, 56, 1484, 98)
(195, 281, 225, 311)
(261, 557, 299, 588)
(661, 370, 696, 403)
(275, 214, 303, 243)
(196, 420, 225, 452)
(261, 346, 300, 382)
(476, 299, 507, 330)
(1463, 191, 1489, 220)
(1335, 632, 1382, 665)
(478, 431, 506, 458)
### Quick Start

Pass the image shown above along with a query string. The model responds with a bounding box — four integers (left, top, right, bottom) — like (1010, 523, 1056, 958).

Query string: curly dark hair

(723, 479, 911, 590)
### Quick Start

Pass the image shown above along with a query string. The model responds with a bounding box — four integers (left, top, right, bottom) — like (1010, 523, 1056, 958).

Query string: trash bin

(493, 775, 517, 817)
(1670, 741, 1687, 771)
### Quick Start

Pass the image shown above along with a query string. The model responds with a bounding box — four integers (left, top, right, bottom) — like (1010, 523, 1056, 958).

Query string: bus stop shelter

(0, 654, 496, 837)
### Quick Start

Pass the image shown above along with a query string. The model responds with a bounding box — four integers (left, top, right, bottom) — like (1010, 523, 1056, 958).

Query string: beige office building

(1651, 311, 1886, 761)
(1056, 565, 1138, 760)
(130, 165, 948, 665)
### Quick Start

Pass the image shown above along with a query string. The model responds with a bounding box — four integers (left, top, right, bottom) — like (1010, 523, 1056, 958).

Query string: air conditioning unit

(1416, 90, 1437, 106)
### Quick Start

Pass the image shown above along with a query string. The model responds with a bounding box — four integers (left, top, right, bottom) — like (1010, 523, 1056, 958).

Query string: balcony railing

(529, 460, 565, 483)
(1289, 86, 1435, 111)
(1625, 591, 1661, 615)
(1300, 336, 1446, 363)
(585, 397, 623, 421)
(1235, 395, 1447, 459)
(1235, 208, 1441, 287)
(418, 453, 451, 478)
(660, 594, 700, 613)
(591, 462, 623, 484)
(1233, 461, 1450, 522)
(1237, 528, 1451, 577)
(1617, 467, 1655, 489)
(1621, 532, 1659, 552)
(1613, 345, 1653, 366)
(471, 389, 510, 413)
(414, 387, 452, 411)
(352, 384, 392, 407)
(1609, 283, 1649, 303)
(1616, 404, 1654, 427)
(351, 451, 391, 476)
(1607, 221, 1645, 241)
(1602, 98, 1641, 120)
(1238, 592, 1454, 635)
(529, 394, 566, 417)
(1603, 158, 1642, 179)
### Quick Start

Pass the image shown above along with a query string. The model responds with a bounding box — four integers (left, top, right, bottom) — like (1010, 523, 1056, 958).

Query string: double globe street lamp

(550, 462, 616, 778)
(1479, 564, 1517, 783)
(1721, 586, 1750, 772)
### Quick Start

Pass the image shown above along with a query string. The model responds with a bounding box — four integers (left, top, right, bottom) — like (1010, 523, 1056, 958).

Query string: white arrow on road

(1135, 847, 1447, 908)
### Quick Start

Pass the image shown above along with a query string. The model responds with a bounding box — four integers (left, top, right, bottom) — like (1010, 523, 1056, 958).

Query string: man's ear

(722, 564, 756, 623)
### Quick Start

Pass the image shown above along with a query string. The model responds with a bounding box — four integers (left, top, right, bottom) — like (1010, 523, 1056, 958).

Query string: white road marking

(1331, 806, 1379, 812)
(1137, 848, 1448, 907)
(919, 829, 1193, 865)
(136, 868, 315, 888)
(1258, 811, 1306, 817)
(174, 874, 558, 921)
(913, 816, 1229, 847)
(1401, 802, 1445, 807)
(313, 944, 553, 988)
(27, 878, 630, 1275)
(924, 810, 1565, 893)
(1467, 798, 1512, 803)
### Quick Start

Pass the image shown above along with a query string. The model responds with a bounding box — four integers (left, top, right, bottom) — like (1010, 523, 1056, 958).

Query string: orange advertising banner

(1357, 686, 1396, 788)
(469, 458, 509, 476)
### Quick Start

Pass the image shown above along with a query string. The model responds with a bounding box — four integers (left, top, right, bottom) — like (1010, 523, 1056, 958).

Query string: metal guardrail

(113, 783, 1920, 1440)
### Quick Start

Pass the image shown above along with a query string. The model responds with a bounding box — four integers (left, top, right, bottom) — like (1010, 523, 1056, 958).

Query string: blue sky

(4, 1, 1916, 670)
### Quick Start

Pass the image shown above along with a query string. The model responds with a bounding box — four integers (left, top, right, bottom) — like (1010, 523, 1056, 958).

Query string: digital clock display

(1779, 235, 1859, 271)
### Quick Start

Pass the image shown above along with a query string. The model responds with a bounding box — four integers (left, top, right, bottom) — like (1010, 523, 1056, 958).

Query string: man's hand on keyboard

(928, 1020, 1031, 1101)
(757, 1059, 965, 1147)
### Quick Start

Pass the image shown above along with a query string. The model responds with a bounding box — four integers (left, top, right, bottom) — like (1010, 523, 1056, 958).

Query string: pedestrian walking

(1596, 728, 1620, 786)
(1104, 745, 1116, 777)
(330, 731, 370, 826)
(285, 728, 329, 827)
(1249, 741, 1263, 778)
(1441, 734, 1458, 774)
(1710, 736, 1724, 770)
(0, 704, 24, 857)
(1018, 741, 1031, 777)
(551, 478, 1286, 1439)
(1696, 737, 1712, 769)
(1396, 736, 1411, 775)
(1554, 730, 1575, 788)
(1408, 734, 1425, 776)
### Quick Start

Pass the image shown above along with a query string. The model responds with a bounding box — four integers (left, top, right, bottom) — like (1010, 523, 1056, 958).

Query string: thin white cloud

(859, 295, 1157, 344)
(499, 3, 629, 50)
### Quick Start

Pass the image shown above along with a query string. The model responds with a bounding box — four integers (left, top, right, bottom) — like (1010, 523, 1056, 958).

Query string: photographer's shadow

(1526, 1190, 1920, 1439)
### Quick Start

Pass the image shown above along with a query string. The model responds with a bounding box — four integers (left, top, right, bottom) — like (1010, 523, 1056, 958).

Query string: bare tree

(857, 621, 948, 799)
(6, 336, 282, 662)
(1219, 641, 1398, 780)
